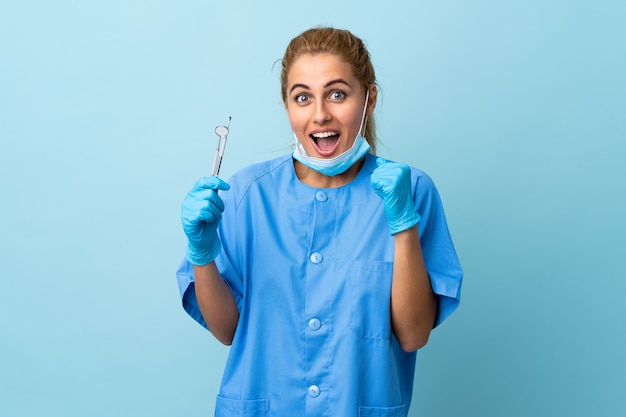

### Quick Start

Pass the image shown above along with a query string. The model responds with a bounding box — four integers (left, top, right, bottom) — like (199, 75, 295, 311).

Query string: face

(285, 52, 375, 159)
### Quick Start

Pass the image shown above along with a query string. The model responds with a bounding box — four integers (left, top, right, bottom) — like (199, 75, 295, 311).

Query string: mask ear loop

(358, 89, 370, 138)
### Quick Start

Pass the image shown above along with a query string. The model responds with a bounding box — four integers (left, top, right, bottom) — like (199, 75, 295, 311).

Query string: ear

(366, 84, 378, 115)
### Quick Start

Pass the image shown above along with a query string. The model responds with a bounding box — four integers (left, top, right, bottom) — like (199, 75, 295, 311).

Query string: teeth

(311, 131, 338, 138)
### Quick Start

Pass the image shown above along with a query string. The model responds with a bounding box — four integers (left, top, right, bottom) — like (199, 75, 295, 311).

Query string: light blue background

(1, 1, 624, 416)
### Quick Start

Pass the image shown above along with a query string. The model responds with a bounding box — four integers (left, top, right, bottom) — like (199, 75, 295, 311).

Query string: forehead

(287, 52, 357, 88)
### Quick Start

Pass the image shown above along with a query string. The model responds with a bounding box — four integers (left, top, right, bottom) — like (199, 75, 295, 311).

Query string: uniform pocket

(348, 261, 393, 339)
(215, 396, 269, 417)
(359, 404, 406, 417)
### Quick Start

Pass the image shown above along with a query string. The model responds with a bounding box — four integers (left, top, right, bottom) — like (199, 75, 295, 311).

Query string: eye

(294, 94, 310, 104)
(329, 90, 346, 101)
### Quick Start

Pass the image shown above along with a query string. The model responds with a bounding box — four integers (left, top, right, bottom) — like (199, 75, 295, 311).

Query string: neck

(293, 157, 364, 188)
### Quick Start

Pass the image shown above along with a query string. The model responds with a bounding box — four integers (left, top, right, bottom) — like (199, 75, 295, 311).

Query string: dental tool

(211, 117, 231, 176)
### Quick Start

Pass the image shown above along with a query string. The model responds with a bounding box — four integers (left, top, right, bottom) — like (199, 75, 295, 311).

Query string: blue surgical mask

(292, 91, 371, 177)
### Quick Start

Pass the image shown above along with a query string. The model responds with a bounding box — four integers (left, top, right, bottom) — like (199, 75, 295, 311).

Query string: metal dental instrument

(211, 117, 231, 176)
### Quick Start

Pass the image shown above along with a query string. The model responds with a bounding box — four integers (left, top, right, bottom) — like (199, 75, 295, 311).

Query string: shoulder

(411, 166, 437, 192)
(225, 154, 293, 202)
(406, 165, 440, 203)
(229, 154, 292, 185)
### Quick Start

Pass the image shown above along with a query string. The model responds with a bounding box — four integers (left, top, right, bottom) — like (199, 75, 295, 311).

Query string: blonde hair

(280, 27, 378, 153)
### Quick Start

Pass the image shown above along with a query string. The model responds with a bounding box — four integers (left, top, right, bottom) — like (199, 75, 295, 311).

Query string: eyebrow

(289, 79, 352, 95)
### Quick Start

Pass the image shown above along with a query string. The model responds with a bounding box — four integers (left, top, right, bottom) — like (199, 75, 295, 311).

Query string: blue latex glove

(181, 176, 230, 265)
(371, 158, 421, 235)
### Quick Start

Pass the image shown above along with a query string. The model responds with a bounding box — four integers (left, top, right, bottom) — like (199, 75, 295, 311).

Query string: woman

(177, 27, 462, 417)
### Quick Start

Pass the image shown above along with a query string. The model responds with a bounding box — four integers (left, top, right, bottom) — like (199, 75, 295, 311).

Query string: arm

(390, 226, 437, 352)
(193, 263, 239, 345)
(181, 176, 240, 345)
(371, 158, 437, 352)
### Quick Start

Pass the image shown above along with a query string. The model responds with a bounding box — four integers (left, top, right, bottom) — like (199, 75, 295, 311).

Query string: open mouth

(311, 131, 340, 156)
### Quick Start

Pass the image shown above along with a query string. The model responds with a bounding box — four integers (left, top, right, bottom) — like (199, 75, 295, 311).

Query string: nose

(313, 101, 331, 124)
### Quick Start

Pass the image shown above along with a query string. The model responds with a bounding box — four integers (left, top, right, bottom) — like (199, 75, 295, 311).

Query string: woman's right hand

(181, 176, 230, 265)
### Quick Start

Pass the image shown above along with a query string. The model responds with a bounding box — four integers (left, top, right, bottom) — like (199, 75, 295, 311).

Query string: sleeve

(413, 171, 463, 327)
(175, 257, 209, 330)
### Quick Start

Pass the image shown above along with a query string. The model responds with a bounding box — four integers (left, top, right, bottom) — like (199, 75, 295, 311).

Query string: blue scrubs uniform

(176, 153, 463, 417)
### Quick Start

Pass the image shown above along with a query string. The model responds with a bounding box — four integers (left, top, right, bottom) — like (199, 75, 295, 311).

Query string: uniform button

(315, 191, 328, 202)
(308, 318, 321, 330)
(309, 252, 323, 264)
(308, 385, 320, 398)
